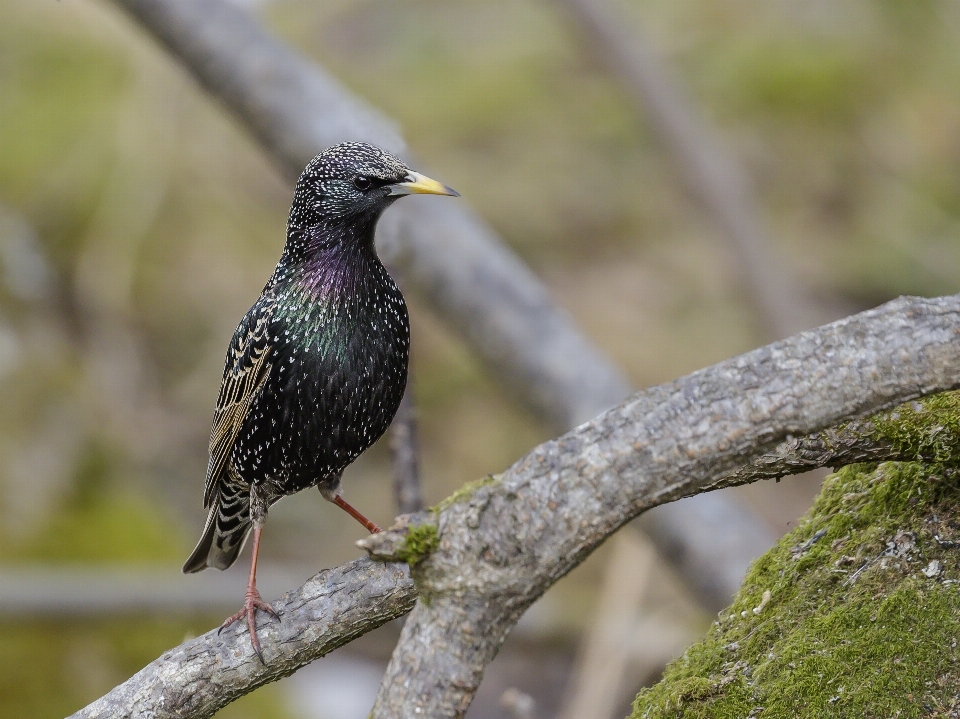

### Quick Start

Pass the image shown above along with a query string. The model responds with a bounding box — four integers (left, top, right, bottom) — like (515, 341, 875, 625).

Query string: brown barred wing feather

(182, 299, 275, 574)
(203, 301, 275, 508)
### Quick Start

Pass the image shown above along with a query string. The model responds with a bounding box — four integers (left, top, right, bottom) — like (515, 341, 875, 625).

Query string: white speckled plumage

(184, 143, 442, 574)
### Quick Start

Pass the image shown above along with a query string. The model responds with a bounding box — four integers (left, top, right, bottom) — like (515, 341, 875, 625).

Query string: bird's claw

(219, 589, 280, 664)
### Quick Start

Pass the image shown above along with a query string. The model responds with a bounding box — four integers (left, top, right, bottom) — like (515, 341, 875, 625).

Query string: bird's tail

(182, 483, 252, 573)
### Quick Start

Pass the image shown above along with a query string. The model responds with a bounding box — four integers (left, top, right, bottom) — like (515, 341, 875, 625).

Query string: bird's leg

(332, 495, 382, 533)
(319, 485, 382, 533)
(218, 522, 279, 664)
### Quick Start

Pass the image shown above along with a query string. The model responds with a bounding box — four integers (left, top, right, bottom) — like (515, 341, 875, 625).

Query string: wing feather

(203, 298, 275, 508)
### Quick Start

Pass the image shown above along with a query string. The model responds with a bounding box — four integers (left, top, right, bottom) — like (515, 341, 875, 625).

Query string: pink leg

(332, 495, 382, 533)
(218, 524, 279, 663)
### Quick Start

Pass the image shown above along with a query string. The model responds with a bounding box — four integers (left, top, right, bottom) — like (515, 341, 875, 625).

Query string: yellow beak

(388, 171, 460, 197)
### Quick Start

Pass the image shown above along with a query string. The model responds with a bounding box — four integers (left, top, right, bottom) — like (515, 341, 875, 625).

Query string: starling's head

(288, 142, 458, 233)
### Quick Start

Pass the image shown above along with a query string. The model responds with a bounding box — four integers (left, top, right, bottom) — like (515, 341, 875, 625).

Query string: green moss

(870, 390, 960, 466)
(432, 474, 500, 514)
(394, 522, 440, 566)
(389, 473, 501, 574)
(631, 459, 960, 718)
(665, 677, 720, 709)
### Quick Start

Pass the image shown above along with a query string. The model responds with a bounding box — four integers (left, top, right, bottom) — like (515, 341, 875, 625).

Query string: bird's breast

(260, 276, 410, 485)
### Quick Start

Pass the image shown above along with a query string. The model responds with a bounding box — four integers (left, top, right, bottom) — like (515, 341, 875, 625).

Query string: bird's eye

(353, 177, 373, 191)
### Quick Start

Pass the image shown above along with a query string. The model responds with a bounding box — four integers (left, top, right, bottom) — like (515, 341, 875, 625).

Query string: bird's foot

(218, 588, 279, 664)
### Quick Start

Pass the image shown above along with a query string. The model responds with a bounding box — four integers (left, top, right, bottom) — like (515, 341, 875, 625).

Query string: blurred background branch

(390, 386, 425, 516)
(111, 0, 773, 614)
(554, 0, 821, 339)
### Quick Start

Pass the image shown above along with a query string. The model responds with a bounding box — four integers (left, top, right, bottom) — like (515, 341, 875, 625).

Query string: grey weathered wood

(718, 415, 937, 488)
(365, 294, 960, 718)
(67, 559, 415, 719)
(68, 295, 960, 719)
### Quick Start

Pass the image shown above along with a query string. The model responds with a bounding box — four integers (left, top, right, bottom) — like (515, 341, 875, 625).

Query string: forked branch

(364, 294, 960, 718)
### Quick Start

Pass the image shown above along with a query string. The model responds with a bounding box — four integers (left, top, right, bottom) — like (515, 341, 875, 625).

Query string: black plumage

(182, 142, 457, 660)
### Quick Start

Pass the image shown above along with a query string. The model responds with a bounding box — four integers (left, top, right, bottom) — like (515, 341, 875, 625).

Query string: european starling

(183, 142, 458, 661)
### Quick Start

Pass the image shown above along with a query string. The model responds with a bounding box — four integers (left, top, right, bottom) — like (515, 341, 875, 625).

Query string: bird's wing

(203, 297, 275, 508)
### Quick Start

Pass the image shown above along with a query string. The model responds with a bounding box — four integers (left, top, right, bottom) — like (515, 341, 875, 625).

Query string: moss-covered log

(632, 440, 960, 716)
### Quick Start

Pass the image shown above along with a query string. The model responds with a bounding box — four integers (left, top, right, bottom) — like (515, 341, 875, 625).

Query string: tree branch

(69, 558, 415, 719)
(70, 294, 960, 718)
(110, 0, 774, 615)
(718, 403, 958, 488)
(365, 295, 960, 718)
(391, 387, 425, 514)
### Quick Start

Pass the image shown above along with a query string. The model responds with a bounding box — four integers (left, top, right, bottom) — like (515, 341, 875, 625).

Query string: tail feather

(182, 486, 252, 573)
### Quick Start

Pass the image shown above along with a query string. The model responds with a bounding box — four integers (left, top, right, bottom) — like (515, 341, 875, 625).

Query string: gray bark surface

(365, 295, 960, 718)
(720, 418, 913, 487)
(111, 0, 772, 612)
(69, 294, 960, 719)
(69, 559, 415, 719)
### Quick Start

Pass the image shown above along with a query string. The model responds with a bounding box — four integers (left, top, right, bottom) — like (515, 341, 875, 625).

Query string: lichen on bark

(632, 412, 960, 717)
(395, 522, 440, 566)
(432, 474, 501, 514)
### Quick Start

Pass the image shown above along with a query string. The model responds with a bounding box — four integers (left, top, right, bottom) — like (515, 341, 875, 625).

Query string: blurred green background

(1, 0, 959, 716)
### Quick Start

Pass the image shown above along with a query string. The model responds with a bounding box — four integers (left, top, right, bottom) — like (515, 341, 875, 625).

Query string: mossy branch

(714, 391, 960, 490)
(358, 513, 439, 566)
(368, 294, 960, 719)
(358, 476, 501, 566)
(631, 396, 960, 716)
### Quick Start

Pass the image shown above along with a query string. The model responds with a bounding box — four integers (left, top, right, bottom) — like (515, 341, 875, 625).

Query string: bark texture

(362, 295, 960, 718)
(68, 559, 414, 719)
(68, 294, 960, 719)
